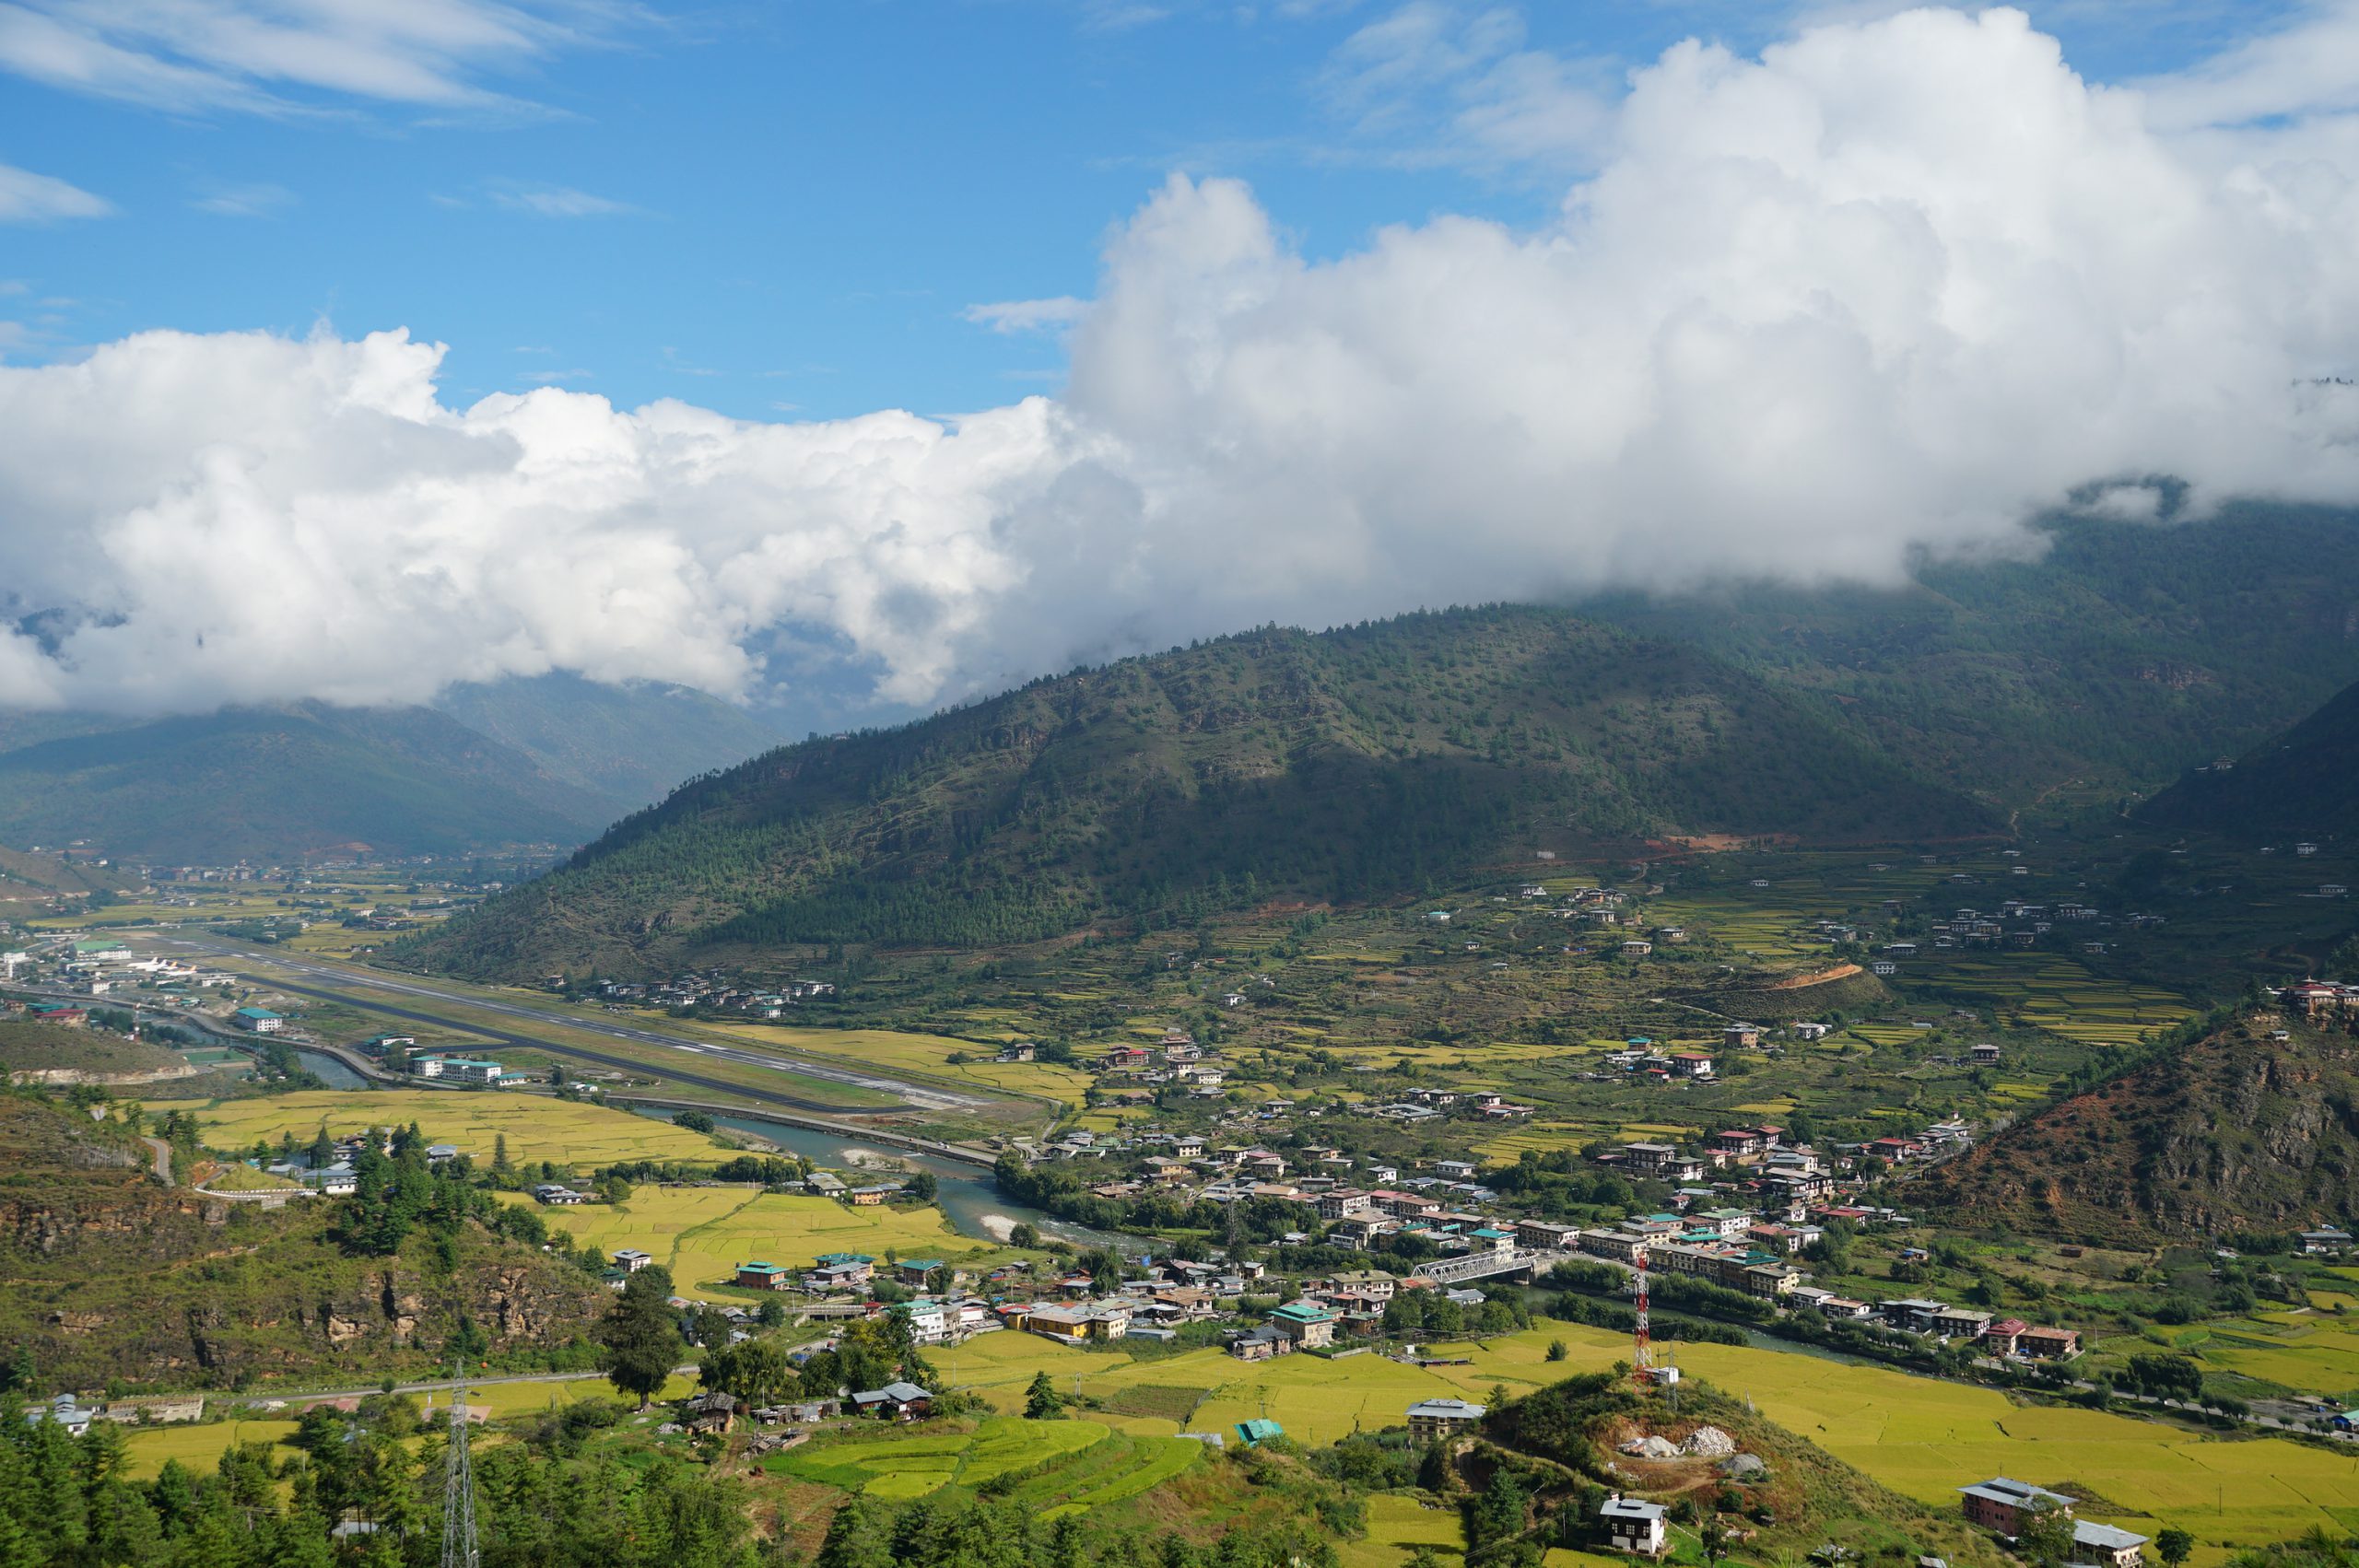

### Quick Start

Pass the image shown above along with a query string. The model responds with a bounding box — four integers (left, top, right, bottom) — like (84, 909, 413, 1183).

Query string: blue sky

(6, 0, 2358, 726)
(0, 0, 2317, 422)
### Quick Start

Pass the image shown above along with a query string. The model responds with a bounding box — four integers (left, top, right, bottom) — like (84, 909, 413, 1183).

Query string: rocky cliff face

(0, 1098, 607, 1390)
(1913, 1014, 2359, 1245)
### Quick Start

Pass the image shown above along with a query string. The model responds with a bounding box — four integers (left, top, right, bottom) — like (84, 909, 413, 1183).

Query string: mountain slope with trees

(2137, 675, 2359, 841)
(1910, 1009, 2359, 1245)
(401, 509, 2359, 980)
(400, 607, 2001, 977)
(0, 1094, 607, 1390)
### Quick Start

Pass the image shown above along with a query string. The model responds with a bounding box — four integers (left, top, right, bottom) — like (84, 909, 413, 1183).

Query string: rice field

(120, 1418, 301, 1480)
(508, 1184, 992, 1298)
(1927, 959, 2192, 1047)
(768, 1414, 1200, 1515)
(194, 1089, 728, 1168)
(915, 1318, 2359, 1556)
(1342, 1495, 1468, 1568)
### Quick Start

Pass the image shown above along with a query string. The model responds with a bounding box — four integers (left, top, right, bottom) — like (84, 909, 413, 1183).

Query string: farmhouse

(1268, 1301, 1337, 1349)
(734, 1261, 792, 1291)
(1957, 1478, 2074, 1538)
(850, 1382, 933, 1422)
(1600, 1496, 1667, 1557)
(2072, 1523, 2152, 1568)
(1405, 1398, 1486, 1439)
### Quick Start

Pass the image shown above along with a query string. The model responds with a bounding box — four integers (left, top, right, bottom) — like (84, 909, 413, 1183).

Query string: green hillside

(0, 1094, 608, 1391)
(402, 607, 1998, 977)
(399, 509, 2359, 981)
(0, 1020, 185, 1080)
(2137, 676, 2359, 841)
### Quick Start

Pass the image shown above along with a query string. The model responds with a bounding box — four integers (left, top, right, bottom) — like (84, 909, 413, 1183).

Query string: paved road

(148, 936, 987, 1114)
(226, 1365, 701, 1410)
(136, 1134, 171, 1182)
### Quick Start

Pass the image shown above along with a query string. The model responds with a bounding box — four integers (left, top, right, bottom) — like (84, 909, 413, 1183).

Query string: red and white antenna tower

(1632, 1251, 1655, 1385)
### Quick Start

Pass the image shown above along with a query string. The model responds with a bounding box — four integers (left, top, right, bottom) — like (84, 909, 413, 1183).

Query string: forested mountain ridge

(400, 508, 2359, 980)
(1910, 1009, 2359, 1246)
(1590, 506, 2359, 812)
(400, 607, 1999, 977)
(2137, 675, 2359, 841)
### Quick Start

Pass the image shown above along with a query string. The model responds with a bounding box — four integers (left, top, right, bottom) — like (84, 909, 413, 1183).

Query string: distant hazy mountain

(0, 675, 782, 864)
(432, 673, 784, 812)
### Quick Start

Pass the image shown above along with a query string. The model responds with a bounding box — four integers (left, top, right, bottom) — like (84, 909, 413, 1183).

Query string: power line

(440, 1358, 479, 1568)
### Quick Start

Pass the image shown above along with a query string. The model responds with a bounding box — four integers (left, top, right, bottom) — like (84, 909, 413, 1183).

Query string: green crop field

(507, 1185, 994, 1298)
(1343, 1494, 1468, 1568)
(767, 1414, 1198, 1515)
(194, 1089, 726, 1168)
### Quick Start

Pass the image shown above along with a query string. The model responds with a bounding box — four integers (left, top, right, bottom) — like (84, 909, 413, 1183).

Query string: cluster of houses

(1092, 1029, 1230, 1095)
(2277, 980, 2359, 1021)
(23, 1391, 206, 1435)
(1590, 1473, 2148, 1561)
(591, 973, 833, 1018)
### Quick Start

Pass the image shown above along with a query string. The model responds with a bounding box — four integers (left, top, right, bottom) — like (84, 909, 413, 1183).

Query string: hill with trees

(398, 607, 2001, 977)
(0, 1094, 607, 1391)
(399, 508, 2359, 981)
(2137, 674, 2359, 842)
(1589, 506, 2359, 815)
(1910, 1009, 2359, 1245)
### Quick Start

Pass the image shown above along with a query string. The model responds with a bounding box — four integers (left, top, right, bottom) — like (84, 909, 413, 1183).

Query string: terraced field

(768, 1414, 1201, 1515)
(1925, 959, 2192, 1047)
(196, 1089, 725, 1168)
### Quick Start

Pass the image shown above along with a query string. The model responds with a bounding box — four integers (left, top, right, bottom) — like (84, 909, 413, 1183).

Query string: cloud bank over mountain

(6, 6, 2359, 716)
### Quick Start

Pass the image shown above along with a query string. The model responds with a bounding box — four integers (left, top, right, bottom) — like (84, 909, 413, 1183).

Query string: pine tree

(1025, 1371, 1062, 1420)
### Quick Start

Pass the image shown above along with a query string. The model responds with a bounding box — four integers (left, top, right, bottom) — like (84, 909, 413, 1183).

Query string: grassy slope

(0, 1020, 186, 1077)
(0, 1094, 607, 1390)
(1911, 1011, 2359, 1244)
(406, 607, 1998, 978)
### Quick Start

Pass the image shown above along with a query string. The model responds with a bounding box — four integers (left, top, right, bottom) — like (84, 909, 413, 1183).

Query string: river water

(294, 1049, 369, 1090)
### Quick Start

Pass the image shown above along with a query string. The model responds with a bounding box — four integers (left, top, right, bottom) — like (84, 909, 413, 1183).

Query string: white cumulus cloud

(8, 6, 2359, 719)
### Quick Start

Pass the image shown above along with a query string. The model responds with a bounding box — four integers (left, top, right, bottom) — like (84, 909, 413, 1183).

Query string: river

(627, 1106, 1129, 1253)
(294, 1049, 369, 1090)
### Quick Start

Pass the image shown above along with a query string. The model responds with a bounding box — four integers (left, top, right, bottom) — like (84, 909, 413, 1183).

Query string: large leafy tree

(600, 1265, 686, 1410)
